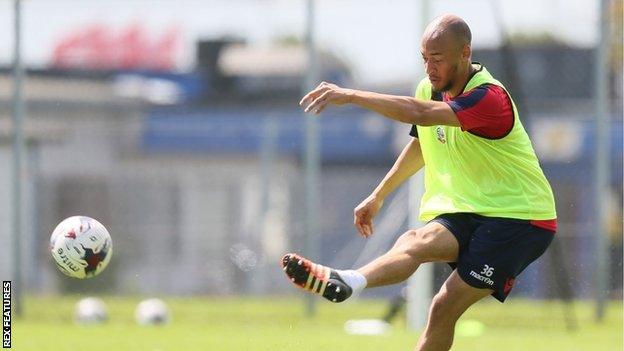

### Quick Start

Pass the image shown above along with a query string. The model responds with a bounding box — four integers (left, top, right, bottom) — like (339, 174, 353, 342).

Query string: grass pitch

(14, 296, 623, 351)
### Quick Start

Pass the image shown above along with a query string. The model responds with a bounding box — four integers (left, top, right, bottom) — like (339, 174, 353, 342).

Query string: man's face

(421, 36, 463, 92)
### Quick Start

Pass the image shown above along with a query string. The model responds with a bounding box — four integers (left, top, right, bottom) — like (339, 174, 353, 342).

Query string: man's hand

(353, 195, 384, 238)
(299, 82, 355, 114)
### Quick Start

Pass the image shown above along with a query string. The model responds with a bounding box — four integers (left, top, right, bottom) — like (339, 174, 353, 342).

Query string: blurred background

(0, 0, 621, 350)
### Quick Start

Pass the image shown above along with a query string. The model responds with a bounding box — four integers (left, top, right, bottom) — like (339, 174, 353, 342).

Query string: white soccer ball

(50, 216, 113, 279)
(74, 297, 108, 325)
(135, 298, 170, 326)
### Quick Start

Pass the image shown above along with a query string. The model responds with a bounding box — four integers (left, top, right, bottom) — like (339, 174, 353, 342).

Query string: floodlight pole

(303, 0, 319, 317)
(593, 0, 610, 322)
(11, 0, 25, 317)
(406, 0, 431, 331)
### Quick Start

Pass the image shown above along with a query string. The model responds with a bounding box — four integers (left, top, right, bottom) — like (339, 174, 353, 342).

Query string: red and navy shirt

(411, 84, 557, 232)
(445, 84, 514, 138)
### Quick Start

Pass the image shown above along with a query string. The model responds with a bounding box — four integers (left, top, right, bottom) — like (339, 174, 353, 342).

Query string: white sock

(336, 270, 367, 297)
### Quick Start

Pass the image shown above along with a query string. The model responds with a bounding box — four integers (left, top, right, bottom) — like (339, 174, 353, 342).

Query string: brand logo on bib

(435, 126, 446, 143)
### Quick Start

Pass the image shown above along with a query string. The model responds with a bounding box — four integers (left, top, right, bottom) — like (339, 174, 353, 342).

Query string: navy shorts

(431, 213, 555, 302)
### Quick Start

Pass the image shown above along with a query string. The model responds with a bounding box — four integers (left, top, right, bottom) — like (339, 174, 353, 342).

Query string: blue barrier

(142, 107, 397, 162)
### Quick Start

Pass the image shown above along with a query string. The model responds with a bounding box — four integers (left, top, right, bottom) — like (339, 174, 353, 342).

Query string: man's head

(421, 14, 472, 92)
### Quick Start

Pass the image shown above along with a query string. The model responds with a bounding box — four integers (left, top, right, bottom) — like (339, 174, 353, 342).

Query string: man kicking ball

(282, 14, 557, 351)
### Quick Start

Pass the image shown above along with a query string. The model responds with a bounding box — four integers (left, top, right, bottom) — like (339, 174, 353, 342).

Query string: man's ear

(462, 44, 471, 62)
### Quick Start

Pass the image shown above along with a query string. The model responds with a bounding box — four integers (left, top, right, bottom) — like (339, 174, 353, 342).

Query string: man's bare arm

(300, 82, 460, 127)
(372, 137, 425, 200)
(353, 138, 424, 237)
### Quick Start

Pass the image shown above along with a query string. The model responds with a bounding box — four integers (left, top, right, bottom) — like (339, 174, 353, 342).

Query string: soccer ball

(50, 216, 113, 279)
(135, 298, 170, 326)
(74, 297, 108, 325)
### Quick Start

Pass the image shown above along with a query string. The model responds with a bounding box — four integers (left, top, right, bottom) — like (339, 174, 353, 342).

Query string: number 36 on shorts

(480, 264, 495, 277)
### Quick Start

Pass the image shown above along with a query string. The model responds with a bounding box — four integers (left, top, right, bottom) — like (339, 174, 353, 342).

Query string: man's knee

(398, 228, 438, 255)
(427, 290, 459, 327)
(427, 272, 492, 329)
(391, 223, 458, 263)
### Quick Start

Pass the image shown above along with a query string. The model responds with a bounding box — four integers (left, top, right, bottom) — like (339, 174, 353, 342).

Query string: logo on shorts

(435, 126, 446, 143)
(469, 264, 495, 286)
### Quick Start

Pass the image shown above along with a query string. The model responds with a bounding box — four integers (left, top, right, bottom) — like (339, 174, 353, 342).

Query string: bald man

(282, 14, 557, 351)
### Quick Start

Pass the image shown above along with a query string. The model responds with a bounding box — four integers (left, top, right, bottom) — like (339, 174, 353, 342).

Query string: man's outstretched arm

(300, 82, 460, 127)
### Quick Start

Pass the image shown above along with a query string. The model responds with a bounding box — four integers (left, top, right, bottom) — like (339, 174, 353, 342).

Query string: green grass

(13, 296, 623, 351)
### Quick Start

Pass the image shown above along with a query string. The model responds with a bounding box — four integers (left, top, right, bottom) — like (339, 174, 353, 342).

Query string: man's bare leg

(415, 270, 492, 351)
(281, 221, 459, 301)
(358, 221, 459, 287)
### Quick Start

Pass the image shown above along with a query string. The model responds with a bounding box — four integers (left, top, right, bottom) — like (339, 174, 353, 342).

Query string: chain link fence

(0, 0, 621, 307)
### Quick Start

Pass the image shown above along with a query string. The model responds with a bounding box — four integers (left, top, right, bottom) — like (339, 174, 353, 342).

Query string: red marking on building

(52, 23, 180, 71)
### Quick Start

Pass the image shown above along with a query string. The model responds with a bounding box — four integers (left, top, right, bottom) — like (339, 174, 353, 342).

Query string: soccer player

(282, 14, 557, 351)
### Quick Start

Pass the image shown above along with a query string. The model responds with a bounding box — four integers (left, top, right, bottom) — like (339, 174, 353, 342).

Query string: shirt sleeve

(446, 84, 514, 139)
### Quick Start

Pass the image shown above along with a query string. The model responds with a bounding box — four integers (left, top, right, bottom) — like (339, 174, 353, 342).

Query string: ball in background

(50, 216, 113, 279)
(74, 297, 108, 325)
(135, 298, 171, 326)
